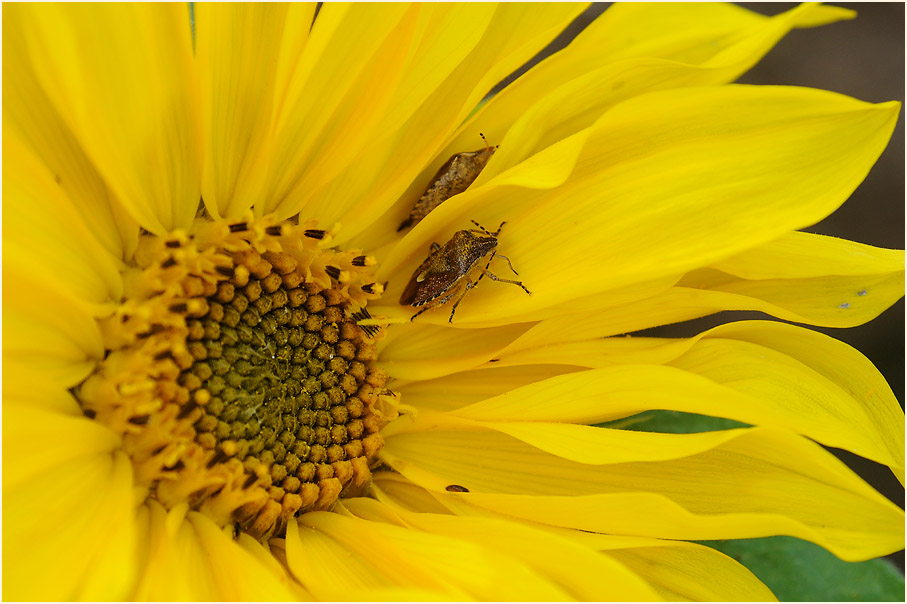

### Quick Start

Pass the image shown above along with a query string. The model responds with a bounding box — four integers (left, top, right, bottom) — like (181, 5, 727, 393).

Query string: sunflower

(3, 2, 904, 601)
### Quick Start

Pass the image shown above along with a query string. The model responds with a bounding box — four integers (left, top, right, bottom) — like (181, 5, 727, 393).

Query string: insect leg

(447, 248, 502, 322)
(410, 285, 468, 322)
(449, 276, 481, 322)
(482, 269, 531, 295)
(409, 306, 433, 321)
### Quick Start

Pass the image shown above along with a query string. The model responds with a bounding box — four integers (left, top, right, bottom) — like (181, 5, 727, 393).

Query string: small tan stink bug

(398, 134, 498, 231)
(399, 221, 530, 322)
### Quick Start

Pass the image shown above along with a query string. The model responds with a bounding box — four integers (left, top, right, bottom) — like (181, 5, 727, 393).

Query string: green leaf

(601, 409, 749, 433)
(700, 536, 905, 601)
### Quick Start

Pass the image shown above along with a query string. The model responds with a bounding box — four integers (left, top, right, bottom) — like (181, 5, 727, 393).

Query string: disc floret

(77, 213, 397, 540)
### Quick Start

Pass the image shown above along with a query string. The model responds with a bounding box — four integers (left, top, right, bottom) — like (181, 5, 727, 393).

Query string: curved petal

(287, 509, 573, 600)
(3, 452, 136, 600)
(132, 503, 219, 600)
(485, 231, 903, 343)
(267, 3, 494, 221)
(2, 11, 139, 260)
(677, 232, 905, 327)
(442, 3, 856, 192)
(372, 473, 775, 600)
(132, 503, 298, 600)
(381, 427, 904, 560)
(378, 321, 533, 381)
(3, 130, 124, 304)
(600, 540, 777, 601)
(378, 86, 899, 326)
(283, 512, 407, 597)
(3, 261, 104, 388)
(188, 514, 299, 600)
(299, 3, 588, 244)
(2, 403, 120, 491)
(447, 322, 904, 480)
(342, 497, 663, 601)
(9, 3, 201, 234)
(398, 364, 581, 412)
(691, 321, 905, 483)
(580, 3, 852, 62)
(2, 365, 87, 415)
(196, 3, 315, 219)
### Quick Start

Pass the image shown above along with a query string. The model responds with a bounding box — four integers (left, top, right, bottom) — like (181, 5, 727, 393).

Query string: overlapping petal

(417, 320, 903, 480)
(196, 3, 316, 219)
(286, 503, 597, 600)
(377, 86, 899, 326)
(3, 263, 104, 389)
(300, 3, 588, 245)
(2, 8, 139, 260)
(444, 3, 856, 189)
(372, 478, 777, 601)
(3, 131, 123, 304)
(132, 502, 299, 600)
(5, 3, 201, 234)
(2, 451, 136, 600)
(381, 424, 904, 560)
(1, 2, 902, 601)
(341, 496, 666, 601)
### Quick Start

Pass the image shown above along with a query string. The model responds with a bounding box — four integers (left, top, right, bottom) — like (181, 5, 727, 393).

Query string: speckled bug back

(399, 221, 531, 322)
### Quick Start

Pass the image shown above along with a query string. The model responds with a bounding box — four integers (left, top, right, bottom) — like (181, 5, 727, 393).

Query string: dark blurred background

(494, 2, 905, 570)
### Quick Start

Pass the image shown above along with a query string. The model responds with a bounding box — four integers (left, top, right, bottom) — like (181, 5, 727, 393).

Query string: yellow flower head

(3, 3, 904, 600)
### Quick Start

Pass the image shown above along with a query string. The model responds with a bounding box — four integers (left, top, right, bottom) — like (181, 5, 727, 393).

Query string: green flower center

(76, 214, 397, 540)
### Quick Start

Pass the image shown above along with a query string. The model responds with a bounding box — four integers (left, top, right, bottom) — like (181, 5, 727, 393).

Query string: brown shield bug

(399, 221, 530, 322)
(398, 134, 498, 231)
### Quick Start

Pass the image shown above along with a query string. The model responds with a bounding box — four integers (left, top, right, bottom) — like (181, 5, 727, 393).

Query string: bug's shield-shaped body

(399, 230, 497, 307)
(397, 144, 497, 231)
(400, 222, 531, 322)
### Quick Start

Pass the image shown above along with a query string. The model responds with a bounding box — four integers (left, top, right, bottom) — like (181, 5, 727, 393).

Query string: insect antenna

(492, 253, 520, 275)
(469, 220, 506, 237)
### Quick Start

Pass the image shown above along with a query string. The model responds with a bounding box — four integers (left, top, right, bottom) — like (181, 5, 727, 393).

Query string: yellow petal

(254, 2, 411, 218)
(373, 473, 774, 600)
(284, 514, 403, 597)
(3, 403, 120, 491)
(381, 427, 903, 560)
(236, 534, 312, 600)
(292, 510, 572, 600)
(601, 540, 776, 601)
(274, 3, 496, 223)
(3, 131, 124, 303)
(196, 3, 315, 219)
(581, 3, 851, 63)
(450, 3, 855, 191)
(2, 366, 85, 415)
(2, 10, 139, 260)
(399, 364, 579, 412)
(132, 502, 219, 600)
(692, 321, 905, 483)
(296, 3, 587, 245)
(379, 86, 899, 326)
(9, 3, 201, 234)
(378, 321, 532, 381)
(453, 321, 904, 480)
(343, 497, 662, 601)
(678, 231, 906, 327)
(3, 261, 104, 388)
(189, 514, 298, 600)
(3, 452, 136, 600)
